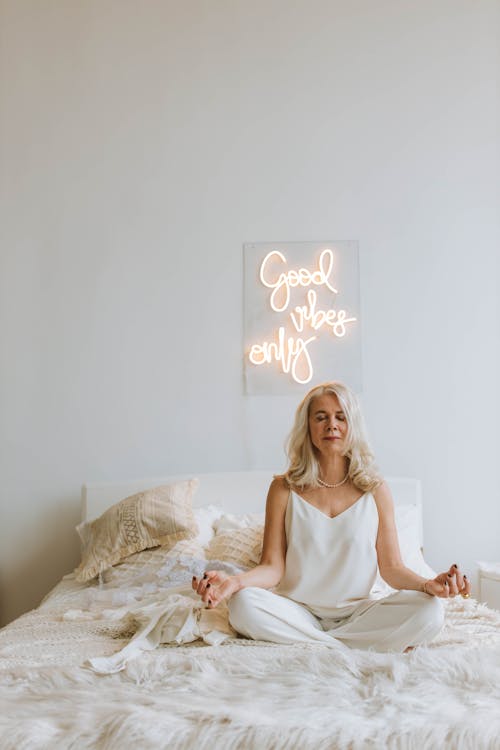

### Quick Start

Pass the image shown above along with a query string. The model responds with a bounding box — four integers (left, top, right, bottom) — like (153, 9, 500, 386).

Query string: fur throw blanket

(0, 597, 499, 749)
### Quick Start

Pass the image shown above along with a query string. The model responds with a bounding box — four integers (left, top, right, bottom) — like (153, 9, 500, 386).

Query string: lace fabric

(39, 553, 245, 617)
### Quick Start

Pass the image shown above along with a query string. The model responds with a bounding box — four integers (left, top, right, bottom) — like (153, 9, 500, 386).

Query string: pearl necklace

(317, 473, 349, 489)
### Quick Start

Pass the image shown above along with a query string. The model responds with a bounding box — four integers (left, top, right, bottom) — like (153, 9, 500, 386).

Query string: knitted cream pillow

(205, 524, 264, 569)
(75, 480, 199, 582)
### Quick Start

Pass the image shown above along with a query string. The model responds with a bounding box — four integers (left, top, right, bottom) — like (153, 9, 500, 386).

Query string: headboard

(81, 472, 423, 545)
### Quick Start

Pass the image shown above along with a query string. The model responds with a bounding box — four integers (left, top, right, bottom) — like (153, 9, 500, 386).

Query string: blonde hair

(283, 381, 382, 492)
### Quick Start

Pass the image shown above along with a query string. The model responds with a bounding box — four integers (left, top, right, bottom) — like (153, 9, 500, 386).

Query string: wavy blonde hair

(283, 381, 382, 492)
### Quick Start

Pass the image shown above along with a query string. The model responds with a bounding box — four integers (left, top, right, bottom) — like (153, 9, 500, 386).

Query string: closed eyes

(315, 412, 345, 422)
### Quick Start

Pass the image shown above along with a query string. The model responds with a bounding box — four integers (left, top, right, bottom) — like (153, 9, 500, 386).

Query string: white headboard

(82, 472, 423, 545)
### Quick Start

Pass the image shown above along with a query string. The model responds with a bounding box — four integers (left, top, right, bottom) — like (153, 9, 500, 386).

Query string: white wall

(1, 0, 499, 626)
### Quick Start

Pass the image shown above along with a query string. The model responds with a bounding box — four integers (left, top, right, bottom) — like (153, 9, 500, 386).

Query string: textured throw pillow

(75, 480, 199, 582)
(205, 524, 264, 569)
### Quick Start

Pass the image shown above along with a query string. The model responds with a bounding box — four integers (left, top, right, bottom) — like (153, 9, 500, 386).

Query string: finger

(433, 581, 447, 598)
(446, 572, 459, 596)
(461, 574, 472, 597)
(197, 570, 223, 594)
(201, 581, 213, 603)
(197, 572, 211, 596)
(206, 590, 222, 608)
(204, 570, 224, 582)
(451, 564, 464, 590)
(442, 579, 450, 598)
(206, 582, 232, 608)
(202, 580, 224, 603)
(433, 575, 447, 596)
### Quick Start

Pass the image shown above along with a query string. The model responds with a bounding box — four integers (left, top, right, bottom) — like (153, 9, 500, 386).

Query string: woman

(192, 382, 471, 652)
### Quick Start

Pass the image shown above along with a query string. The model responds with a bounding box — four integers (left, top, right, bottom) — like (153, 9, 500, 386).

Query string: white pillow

(213, 511, 265, 534)
(395, 504, 436, 578)
(193, 504, 225, 546)
(372, 505, 436, 595)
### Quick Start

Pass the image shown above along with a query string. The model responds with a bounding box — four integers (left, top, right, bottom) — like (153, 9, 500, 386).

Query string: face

(308, 392, 348, 456)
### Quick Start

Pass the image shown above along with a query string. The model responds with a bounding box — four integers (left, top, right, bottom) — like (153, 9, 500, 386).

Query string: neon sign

(246, 246, 358, 385)
(259, 249, 338, 312)
(249, 327, 317, 385)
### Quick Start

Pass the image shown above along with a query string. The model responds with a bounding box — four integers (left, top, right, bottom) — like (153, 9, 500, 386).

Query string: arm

(193, 477, 289, 607)
(233, 476, 288, 591)
(373, 480, 430, 592)
(373, 481, 472, 598)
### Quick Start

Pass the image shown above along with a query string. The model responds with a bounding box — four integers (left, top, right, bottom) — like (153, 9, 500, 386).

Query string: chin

(319, 445, 342, 455)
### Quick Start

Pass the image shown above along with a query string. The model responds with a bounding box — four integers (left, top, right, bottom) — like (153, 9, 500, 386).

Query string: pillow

(213, 511, 265, 534)
(101, 537, 206, 585)
(205, 524, 264, 569)
(193, 504, 225, 546)
(75, 480, 199, 582)
(104, 505, 223, 585)
(394, 504, 436, 578)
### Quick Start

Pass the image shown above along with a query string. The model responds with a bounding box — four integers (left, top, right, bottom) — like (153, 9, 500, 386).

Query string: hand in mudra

(192, 570, 240, 609)
(423, 564, 471, 598)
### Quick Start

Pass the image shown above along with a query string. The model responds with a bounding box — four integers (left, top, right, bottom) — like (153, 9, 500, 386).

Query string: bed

(1, 471, 499, 750)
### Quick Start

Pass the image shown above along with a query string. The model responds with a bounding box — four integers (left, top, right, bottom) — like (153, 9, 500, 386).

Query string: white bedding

(1, 476, 499, 749)
(1, 546, 500, 749)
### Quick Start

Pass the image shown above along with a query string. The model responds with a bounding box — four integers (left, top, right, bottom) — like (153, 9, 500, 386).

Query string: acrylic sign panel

(244, 242, 362, 395)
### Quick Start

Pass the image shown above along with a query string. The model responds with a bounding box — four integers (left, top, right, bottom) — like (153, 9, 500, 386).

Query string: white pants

(228, 587, 444, 653)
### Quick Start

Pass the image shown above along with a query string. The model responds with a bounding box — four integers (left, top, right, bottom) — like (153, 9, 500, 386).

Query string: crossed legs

(228, 587, 444, 653)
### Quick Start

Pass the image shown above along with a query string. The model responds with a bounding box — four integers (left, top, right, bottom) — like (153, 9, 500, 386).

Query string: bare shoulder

(261, 478, 289, 568)
(371, 479, 395, 517)
(266, 475, 290, 507)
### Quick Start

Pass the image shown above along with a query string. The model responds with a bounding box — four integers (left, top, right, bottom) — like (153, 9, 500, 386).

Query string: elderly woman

(192, 382, 471, 652)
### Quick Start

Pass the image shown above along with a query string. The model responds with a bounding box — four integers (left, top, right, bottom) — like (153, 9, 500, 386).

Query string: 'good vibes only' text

(248, 249, 356, 384)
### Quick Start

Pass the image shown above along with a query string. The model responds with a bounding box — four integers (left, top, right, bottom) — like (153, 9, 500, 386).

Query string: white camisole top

(274, 489, 383, 619)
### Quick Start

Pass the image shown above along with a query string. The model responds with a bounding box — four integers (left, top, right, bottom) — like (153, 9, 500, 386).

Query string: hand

(422, 564, 472, 598)
(192, 570, 240, 609)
